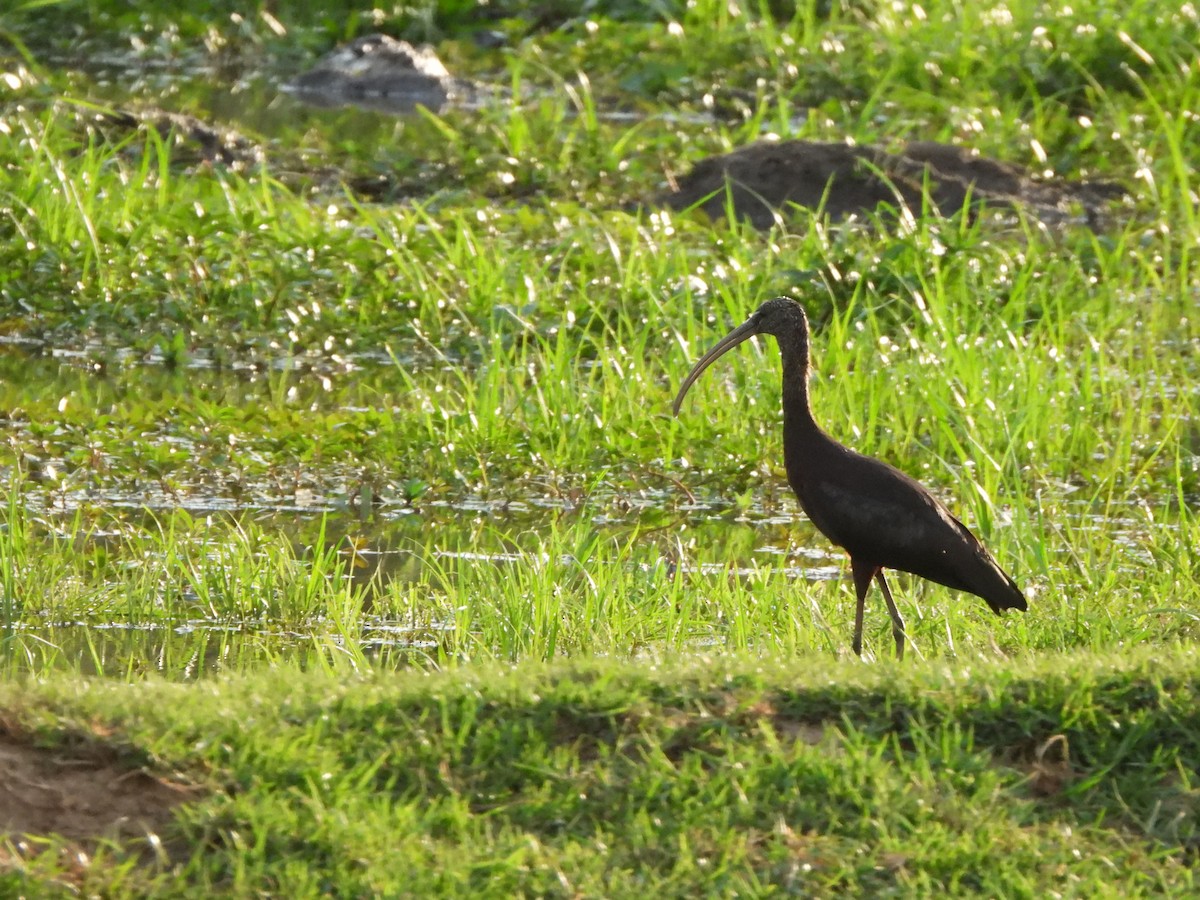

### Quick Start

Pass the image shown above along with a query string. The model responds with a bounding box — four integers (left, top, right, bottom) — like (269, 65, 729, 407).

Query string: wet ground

(0, 334, 839, 678)
(7, 338, 1165, 679)
(0, 28, 1139, 682)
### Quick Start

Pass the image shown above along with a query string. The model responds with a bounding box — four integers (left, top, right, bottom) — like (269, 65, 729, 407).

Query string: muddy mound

(660, 140, 1126, 229)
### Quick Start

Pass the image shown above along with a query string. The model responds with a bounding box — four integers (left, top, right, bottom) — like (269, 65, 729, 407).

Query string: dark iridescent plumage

(673, 297, 1026, 658)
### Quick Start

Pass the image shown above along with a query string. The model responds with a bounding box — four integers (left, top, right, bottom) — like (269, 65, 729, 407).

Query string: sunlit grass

(3, 647, 1198, 895)
(5, 463, 1199, 673)
(4, 110, 1199, 670)
(2, 0, 1200, 891)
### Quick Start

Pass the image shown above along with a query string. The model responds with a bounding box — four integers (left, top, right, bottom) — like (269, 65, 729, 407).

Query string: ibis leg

(849, 558, 878, 657)
(874, 570, 906, 660)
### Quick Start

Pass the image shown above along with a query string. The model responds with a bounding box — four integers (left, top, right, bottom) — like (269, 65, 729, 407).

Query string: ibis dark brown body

(673, 297, 1026, 659)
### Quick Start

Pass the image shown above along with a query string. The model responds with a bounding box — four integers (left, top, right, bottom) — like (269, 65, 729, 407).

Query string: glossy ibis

(672, 297, 1026, 659)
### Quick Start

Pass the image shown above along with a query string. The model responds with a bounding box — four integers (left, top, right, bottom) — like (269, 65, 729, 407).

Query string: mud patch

(0, 730, 194, 851)
(659, 139, 1127, 229)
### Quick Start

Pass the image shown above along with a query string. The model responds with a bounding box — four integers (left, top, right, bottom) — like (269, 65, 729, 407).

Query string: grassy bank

(3, 647, 1198, 895)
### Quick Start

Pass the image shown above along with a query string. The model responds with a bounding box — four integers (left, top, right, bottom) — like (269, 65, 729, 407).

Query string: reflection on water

(0, 499, 848, 679)
(0, 343, 1043, 681)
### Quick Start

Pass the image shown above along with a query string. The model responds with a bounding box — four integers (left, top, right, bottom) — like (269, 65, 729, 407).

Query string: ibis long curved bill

(672, 317, 764, 416)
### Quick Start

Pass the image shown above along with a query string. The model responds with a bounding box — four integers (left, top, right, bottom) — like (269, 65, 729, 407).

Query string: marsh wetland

(2, 1, 1200, 895)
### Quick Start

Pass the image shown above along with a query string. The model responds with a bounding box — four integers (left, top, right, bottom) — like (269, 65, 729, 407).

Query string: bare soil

(0, 730, 194, 853)
(658, 139, 1128, 229)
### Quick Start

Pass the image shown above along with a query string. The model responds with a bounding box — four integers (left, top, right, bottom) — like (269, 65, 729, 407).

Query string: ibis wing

(792, 452, 1025, 611)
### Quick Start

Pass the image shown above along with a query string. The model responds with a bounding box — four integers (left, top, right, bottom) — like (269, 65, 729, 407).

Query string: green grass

(2, 0, 1200, 893)
(2, 648, 1198, 895)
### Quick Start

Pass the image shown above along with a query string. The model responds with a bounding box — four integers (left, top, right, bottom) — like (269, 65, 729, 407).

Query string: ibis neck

(781, 351, 820, 435)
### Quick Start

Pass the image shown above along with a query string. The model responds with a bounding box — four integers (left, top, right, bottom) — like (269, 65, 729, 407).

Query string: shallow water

(2, 338, 1128, 677)
(5, 30, 1162, 679)
(1, 345, 847, 679)
(0, 530, 847, 680)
